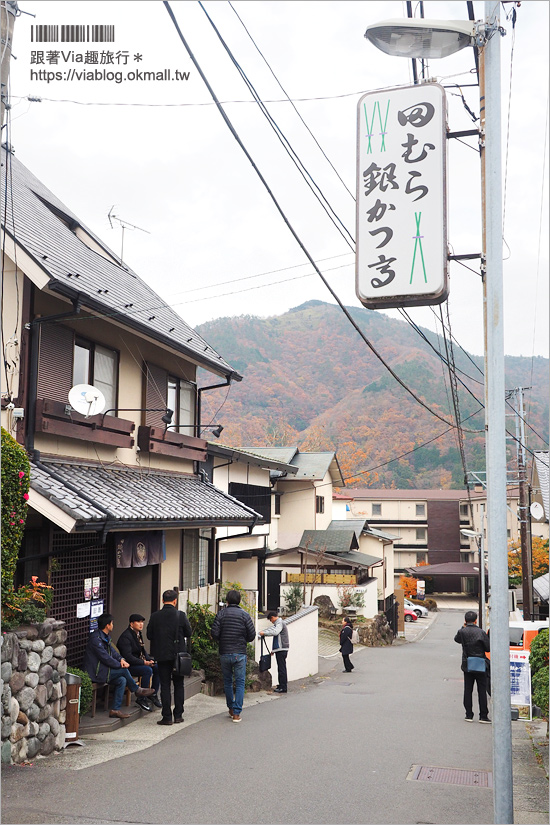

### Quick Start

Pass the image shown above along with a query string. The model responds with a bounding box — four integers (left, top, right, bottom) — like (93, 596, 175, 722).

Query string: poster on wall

(92, 577, 100, 599)
(84, 578, 92, 601)
(89, 599, 105, 633)
(76, 602, 91, 619)
(416, 580, 425, 600)
(510, 650, 532, 721)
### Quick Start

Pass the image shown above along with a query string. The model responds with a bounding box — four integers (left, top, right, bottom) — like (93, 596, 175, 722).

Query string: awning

(29, 459, 261, 533)
(404, 562, 483, 577)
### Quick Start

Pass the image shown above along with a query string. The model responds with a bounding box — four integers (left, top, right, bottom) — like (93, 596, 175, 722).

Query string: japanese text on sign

(356, 83, 448, 309)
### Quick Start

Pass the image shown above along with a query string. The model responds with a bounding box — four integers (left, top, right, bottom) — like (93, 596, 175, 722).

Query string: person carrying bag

(147, 589, 192, 726)
(454, 610, 491, 723)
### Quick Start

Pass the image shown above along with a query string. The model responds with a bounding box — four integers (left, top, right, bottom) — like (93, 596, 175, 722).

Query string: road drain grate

(409, 765, 493, 787)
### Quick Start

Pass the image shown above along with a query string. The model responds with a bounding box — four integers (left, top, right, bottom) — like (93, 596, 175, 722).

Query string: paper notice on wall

(84, 578, 92, 601)
(76, 601, 91, 618)
(92, 577, 100, 599)
(510, 650, 532, 720)
(90, 600, 104, 618)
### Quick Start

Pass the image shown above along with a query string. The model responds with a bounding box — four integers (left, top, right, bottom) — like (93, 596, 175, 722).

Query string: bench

(90, 678, 140, 717)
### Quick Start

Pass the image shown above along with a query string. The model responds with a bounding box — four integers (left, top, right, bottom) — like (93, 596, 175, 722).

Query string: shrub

(337, 584, 365, 609)
(219, 581, 256, 619)
(66, 667, 93, 717)
(529, 628, 549, 676)
(532, 666, 549, 718)
(187, 602, 218, 676)
(284, 582, 303, 614)
(1, 427, 30, 609)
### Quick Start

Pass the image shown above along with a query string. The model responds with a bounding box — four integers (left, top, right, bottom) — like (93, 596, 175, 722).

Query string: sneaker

(465, 716, 474, 722)
(479, 718, 492, 724)
(135, 696, 153, 712)
(232, 714, 242, 723)
(228, 709, 235, 718)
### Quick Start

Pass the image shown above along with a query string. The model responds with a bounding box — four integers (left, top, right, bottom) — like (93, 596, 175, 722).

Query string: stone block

(15, 738, 28, 764)
(1, 663, 12, 683)
(9, 697, 19, 723)
(1, 635, 13, 664)
(31, 639, 45, 653)
(49, 658, 59, 670)
(43, 633, 57, 645)
(60, 696, 66, 711)
(10, 721, 29, 743)
(58, 710, 66, 725)
(51, 683, 62, 701)
(40, 733, 56, 756)
(53, 645, 67, 659)
(24, 672, 39, 689)
(2, 684, 12, 713)
(37, 722, 50, 741)
(48, 716, 60, 736)
(27, 651, 41, 673)
(57, 662, 67, 678)
(38, 664, 53, 684)
(19, 625, 38, 640)
(9, 672, 25, 694)
(1, 740, 12, 763)
(27, 703, 40, 722)
(38, 703, 51, 722)
(55, 725, 65, 750)
(39, 619, 56, 637)
(1, 714, 12, 739)
(16, 687, 36, 712)
(27, 736, 41, 759)
(18, 640, 32, 651)
(17, 649, 28, 671)
(16, 710, 28, 725)
(50, 699, 60, 718)
(51, 620, 65, 631)
(45, 680, 54, 699)
(28, 721, 39, 736)
(40, 646, 53, 664)
(57, 629, 68, 644)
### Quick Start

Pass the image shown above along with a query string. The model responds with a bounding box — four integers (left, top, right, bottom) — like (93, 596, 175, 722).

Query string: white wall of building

(257, 606, 319, 682)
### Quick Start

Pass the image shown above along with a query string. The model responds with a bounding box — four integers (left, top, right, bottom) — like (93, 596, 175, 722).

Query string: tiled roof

(325, 550, 382, 568)
(246, 447, 299, 465)
(328, 519, 367, 542)
(533, 573, 549, 602)
(284, 606, 318, 624)
(30, 460, 260, 529)
(208, 443, 298, 473)
(3, 149, 239, 379)
(300, 529, 359, 554)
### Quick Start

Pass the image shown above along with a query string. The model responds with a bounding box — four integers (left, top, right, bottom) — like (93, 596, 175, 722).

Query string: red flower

(23, 493, 29, 501)
(18, 471, 25, 478)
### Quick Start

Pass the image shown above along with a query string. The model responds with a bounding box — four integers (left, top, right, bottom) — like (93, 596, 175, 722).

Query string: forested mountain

(196, 301, 549, 488)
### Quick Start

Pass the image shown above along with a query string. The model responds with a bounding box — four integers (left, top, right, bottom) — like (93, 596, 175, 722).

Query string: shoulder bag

(172, 610, 192, 677)
(259, 636, 271, 672)
(466, 656, 487, 673)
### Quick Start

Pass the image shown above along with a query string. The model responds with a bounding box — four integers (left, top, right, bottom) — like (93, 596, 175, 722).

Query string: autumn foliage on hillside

(197, 302, 549, 489)
(508, 537, 549, 588)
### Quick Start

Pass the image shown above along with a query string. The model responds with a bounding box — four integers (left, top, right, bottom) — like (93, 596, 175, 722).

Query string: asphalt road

(2, 610, 495, 825)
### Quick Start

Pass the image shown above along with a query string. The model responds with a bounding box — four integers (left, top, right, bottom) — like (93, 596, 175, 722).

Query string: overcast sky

(6, 0, 549, 358)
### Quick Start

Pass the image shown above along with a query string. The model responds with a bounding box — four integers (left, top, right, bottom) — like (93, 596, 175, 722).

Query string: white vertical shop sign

(356, 83, 448, 309)
(509, 650, 532, 720)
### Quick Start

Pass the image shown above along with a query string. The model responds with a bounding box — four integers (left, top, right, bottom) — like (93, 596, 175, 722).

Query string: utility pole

(1, 0, 17, 127)
(509, 386, 532, 620)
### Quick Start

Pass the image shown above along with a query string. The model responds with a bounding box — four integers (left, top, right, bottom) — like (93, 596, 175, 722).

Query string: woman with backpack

(340, 617, 355, 672)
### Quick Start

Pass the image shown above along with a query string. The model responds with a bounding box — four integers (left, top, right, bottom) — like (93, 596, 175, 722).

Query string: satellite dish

(68, 384, 106, 418)
(530, 501, 545, 521)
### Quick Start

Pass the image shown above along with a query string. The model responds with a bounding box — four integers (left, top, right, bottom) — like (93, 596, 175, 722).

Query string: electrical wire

(227, 0, 355, 201)
(163, 1, 480, 434)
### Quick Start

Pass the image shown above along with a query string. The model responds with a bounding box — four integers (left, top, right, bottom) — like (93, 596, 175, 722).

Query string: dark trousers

(129, 663, 160, 694)
(463, 671, 489, 719)
(342, 653, 354, 672)
(275, 651, 288, 691)
(157, 660, 184, 720)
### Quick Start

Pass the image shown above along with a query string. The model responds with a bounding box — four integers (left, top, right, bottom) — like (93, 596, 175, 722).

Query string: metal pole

(481, 3, 514, 821)
(480, 504, 486, 629)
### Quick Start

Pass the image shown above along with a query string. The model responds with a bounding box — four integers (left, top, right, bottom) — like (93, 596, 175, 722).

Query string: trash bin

(65, 672, 81, 742)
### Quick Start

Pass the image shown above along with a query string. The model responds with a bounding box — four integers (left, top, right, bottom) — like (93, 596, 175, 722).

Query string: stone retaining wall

(1, 619, 67, 764)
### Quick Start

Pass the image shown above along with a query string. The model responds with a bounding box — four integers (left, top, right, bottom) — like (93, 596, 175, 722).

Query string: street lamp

(365, 7, 511, 823)
(461, 528, 486, 629)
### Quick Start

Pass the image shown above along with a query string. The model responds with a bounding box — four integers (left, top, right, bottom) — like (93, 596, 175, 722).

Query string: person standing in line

(340, 617, 354, 673)
(211, 590, 256, 723)
(454, 610, 491, 723)
(259, 611, 290, 694)
(147, 590, 192, 726)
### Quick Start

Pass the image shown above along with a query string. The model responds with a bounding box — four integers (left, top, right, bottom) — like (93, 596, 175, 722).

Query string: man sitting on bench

(83, 613, 155, 719)
(117, 613, 161, 712)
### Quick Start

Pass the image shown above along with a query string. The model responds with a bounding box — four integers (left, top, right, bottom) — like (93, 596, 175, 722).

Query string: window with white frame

(167, 375, 196, 434)
(372, 503, 381, 516)
(415, 503, 426, 517)
(416, 527, 426, 542)
(316, 495, 325, 514)
(459, 503, 470, 517)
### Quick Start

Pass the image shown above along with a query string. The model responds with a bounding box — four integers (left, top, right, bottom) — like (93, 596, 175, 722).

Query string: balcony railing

(35, 398, 134, 448)
(286, 573, 357, 585)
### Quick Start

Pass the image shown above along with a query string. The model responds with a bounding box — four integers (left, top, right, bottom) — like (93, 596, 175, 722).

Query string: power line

(162, 1, 480, 435)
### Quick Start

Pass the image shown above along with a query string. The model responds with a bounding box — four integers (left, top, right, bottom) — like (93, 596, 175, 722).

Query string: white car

(404, 598, 429, 618)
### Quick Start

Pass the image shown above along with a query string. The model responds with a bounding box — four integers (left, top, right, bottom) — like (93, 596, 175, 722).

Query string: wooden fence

(286, 573, 357, 585)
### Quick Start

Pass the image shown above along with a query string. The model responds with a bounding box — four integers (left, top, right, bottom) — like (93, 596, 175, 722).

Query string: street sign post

(356, 83, 448, 309)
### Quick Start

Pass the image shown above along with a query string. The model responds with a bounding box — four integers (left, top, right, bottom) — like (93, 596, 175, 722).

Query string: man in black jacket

(147, 590, 192, 726)
(117, 614, 161, 712)
(211, 590, 255, 723)
(454, 610, 491, 723)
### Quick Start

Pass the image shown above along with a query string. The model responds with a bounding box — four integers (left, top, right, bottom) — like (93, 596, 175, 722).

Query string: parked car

(403, 608, 418, 623)
(404, 599, 429, 618)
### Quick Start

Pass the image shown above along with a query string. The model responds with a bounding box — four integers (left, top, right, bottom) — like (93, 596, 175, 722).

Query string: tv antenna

(107, 206, 150, 264)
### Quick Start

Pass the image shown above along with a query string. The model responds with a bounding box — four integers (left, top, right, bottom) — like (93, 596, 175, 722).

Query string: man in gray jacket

(211, 590, 255, 723)
(260, 611, 289, 694)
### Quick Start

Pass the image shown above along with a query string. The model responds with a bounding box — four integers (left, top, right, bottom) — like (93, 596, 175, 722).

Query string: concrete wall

(257, 606, 318, 682)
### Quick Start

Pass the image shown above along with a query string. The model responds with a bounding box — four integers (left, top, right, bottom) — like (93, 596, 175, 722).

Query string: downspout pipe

(25, 296, 82, 456)
(197, 374, 239, 437)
